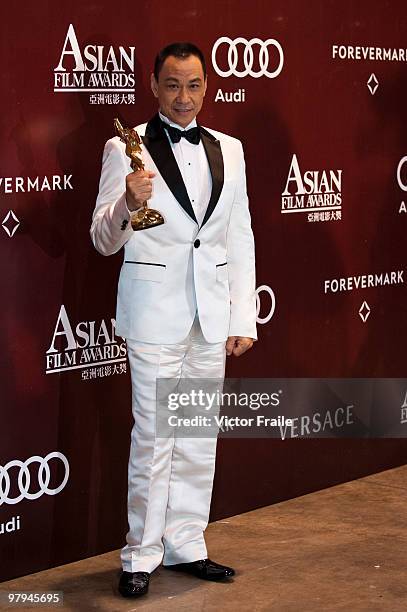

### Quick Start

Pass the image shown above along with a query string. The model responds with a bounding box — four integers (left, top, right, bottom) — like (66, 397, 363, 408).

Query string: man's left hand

(226, 336, 254, 357)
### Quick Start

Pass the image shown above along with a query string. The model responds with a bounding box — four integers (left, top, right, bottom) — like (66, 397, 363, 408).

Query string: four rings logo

(396, 156, 407, 215)
(0, 452, 69, 505)
(396, 156, 407, 192)
(256, 285, 276, 324)
(212, 37, 284, 78)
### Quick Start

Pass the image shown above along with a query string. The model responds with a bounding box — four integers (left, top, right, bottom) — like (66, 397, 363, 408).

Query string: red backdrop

(1, 0, 406, 581)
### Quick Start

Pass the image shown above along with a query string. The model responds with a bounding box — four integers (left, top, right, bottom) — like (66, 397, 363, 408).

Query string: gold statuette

(114, 118, 164, 231)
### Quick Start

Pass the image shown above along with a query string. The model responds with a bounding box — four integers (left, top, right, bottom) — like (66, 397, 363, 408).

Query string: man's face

(151, 54, 207, 128)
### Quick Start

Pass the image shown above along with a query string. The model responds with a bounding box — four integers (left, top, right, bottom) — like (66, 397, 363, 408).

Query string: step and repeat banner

(1, 0, 407, 581)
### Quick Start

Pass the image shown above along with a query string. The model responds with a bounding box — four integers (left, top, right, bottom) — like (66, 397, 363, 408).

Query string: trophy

(114, 118, 164, 231)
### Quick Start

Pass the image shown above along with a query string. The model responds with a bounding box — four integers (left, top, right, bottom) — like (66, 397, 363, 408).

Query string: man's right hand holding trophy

(125, 167, 156, 213)
(114, 117, 164, 231)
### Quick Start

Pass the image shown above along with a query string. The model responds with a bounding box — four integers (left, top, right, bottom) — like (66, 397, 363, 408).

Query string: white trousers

(121, 316, 226, 573)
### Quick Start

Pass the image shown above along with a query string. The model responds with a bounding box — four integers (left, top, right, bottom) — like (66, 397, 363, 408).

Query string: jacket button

(194, 239, 200, 248)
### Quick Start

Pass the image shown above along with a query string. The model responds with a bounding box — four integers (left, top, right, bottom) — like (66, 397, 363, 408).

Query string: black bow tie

(162, 122, 201, 145)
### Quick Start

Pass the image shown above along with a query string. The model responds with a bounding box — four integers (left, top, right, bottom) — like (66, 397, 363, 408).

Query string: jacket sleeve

(90, 137, 133, 256)
(226, 141, 257, 340)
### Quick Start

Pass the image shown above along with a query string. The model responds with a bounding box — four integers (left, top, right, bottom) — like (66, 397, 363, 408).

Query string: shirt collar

(159, 111, 197, 131)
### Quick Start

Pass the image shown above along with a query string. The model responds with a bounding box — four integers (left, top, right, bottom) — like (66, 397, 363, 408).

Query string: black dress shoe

(118, 571, 150, 598)
(164, 558, 235, 581)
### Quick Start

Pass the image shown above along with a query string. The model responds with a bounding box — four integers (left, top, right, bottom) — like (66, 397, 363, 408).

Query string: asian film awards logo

(53, 24, 135, 105)
(46, 305, 127, 380)
(281, 154, 342, 223)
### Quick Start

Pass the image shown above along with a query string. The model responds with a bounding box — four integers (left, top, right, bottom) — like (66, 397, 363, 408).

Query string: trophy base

(130, 207, 165, 231)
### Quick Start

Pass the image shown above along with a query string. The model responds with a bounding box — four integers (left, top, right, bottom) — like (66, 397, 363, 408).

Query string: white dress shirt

(159, 111, 212, 226)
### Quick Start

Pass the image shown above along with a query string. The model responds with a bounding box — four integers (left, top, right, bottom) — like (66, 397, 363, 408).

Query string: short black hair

(154, 42, 206, 80)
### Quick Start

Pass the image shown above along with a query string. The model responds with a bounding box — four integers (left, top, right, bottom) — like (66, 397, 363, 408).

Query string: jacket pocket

(216, 262, 228, 282)
(124, 261, 166, 282)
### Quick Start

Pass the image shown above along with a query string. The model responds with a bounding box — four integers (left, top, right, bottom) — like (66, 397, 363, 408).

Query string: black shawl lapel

(200, 127, 224, 228)
(141, 114, 198, 224)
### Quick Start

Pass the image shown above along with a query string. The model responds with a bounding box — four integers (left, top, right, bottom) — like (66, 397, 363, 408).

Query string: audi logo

(212, 36, 284, 79)
(397, 156, 407, 192)
(0, 452, 69, 506)
(256, 285, 276, 324)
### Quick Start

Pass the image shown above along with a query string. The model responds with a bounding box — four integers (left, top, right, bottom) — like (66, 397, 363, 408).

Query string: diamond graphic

(2, 210, 20, 237)
(359, 301, 371, 322)
(367, 73, 379, 95)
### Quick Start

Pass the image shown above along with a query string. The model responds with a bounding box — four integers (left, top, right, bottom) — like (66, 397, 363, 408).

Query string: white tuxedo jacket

(91, 114, 257, 344)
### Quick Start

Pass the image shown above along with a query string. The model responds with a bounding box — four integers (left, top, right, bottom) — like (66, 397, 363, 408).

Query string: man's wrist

(125, 196, 143, 214)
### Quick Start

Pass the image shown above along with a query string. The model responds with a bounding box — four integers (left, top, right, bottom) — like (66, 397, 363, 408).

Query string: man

(91, 42, 257, 598)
